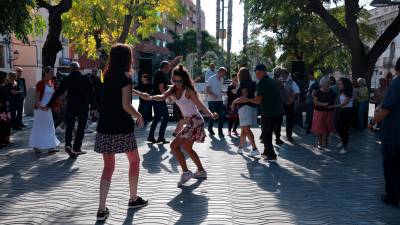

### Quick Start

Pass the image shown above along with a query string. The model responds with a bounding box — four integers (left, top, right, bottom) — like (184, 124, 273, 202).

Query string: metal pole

(221, 0, 225, 64)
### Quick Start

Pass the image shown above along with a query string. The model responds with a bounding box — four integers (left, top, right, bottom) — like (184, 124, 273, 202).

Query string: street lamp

(371, 0, 400, 7)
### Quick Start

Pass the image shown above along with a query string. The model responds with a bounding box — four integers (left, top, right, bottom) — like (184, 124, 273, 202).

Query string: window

(389, 42, 396, 59)
(0, 45, 5, 68)
(156, 39, 161, 46)
(163, 41, 167, 48)
(156, 25, 161, 32)
(163, 27, 167, 34)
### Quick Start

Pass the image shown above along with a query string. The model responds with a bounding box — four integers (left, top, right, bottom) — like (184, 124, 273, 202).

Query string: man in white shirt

(206, 67, 226, 136)
(280, 68, 300, 141)
(205, 63, 216, 82)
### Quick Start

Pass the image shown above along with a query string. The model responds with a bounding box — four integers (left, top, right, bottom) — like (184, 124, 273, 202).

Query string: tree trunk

(118, 0, 139, 43)
(37, 0, 72, 67)
(216, 0, 221, 47)
(196, 0, 202, 75)
(242, 0, 249, 54)
(226, 0, 233, 72)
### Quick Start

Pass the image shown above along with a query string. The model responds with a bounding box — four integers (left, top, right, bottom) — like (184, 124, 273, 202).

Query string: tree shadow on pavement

(167, 179, 208, 225)
(142, 143, 170, 174)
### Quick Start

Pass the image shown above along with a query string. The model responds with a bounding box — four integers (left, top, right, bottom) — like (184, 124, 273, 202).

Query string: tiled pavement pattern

(0, 117, 399, 225)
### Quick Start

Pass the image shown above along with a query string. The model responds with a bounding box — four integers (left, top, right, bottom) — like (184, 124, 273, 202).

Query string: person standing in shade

(232, 67, 259, 157)
(148, 61, 172, 144)
(227, 73, 239, 136)
(15, 67, 27, 128)
(136, 74, 152, 126)
(206, 67, 227, 136)
(369, 58, 400, 207)
(235, 64, 283, 163)
(305, 71, 319, 135)
(330, 77, 353, 154)
(355, 78, 369, 130)
(0, 71, 12, 148)
(205, 63, 216, 82)
(95, 44, 149, 221)
(280, 68, 300, 141)
(6, 72, 23, 130)
(29, 67, 60, 153)
(272, 67, 285, 145)
(46, 62, 96, 158)
(311, 77, 337, 150)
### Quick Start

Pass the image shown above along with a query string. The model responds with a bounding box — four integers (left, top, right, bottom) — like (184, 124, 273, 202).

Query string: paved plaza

(0, 116, 399, 225)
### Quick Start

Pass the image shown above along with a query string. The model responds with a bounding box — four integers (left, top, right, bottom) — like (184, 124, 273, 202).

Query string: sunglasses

(173, 79, 183, 84)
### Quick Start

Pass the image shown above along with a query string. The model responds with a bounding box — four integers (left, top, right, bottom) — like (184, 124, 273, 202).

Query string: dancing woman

(150, 65, 218, 186)
(94, 44, 148, 221)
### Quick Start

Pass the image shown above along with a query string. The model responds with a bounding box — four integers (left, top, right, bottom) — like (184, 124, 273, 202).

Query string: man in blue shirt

(369, 57, 400, 207)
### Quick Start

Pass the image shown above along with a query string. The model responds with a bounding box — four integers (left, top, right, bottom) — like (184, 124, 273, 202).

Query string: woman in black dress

(94, 44, 149, 221)
(0, 71, 12, 147)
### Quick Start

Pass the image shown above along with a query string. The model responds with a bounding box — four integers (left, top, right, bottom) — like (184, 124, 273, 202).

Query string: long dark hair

(104, 44, 132, 80)
(172, 65, 196, 95)
(339, 77, 353, 98)
(238, 67, 252, 83)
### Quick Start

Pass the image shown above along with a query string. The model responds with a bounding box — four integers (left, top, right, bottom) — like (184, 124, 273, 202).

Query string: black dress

(94, 73, 137, 154)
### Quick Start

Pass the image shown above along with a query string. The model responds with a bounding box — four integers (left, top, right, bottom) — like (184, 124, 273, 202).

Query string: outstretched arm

(151, 86, 174, 101)
(188, 89, 216, 118)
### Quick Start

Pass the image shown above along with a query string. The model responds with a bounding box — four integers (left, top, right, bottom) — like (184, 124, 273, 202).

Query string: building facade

(368, 6, 400, 88)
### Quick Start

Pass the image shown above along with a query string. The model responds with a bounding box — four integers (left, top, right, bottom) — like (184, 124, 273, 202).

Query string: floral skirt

(94, 132, 137, 154)
(177, 114, 206, 143)
(311, 110, 335, 135)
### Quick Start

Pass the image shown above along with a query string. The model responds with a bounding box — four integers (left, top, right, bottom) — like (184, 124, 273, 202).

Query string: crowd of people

(0, 45, 399, 219)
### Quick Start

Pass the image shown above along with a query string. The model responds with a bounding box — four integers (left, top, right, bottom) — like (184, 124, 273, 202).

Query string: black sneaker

(96, 207, 110, 221)
(287, 136, 294, 142)
(218, 131, 224, 137)
(157, 138, 169, 144)
(128, 196, 148, 209)
(74, 149, 87, 155)
(208, 128, 215, 136)
(265, 155, 277, 163)
(275, 139, 284, 145)
(381, 195, 399, 207)
(147, 137, 157, 143)
(261, 152, 268, 159)
(65, 146, 77, 158)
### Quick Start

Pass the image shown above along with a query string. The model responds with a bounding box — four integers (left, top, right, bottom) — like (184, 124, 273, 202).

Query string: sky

(200, 0, 375, 54)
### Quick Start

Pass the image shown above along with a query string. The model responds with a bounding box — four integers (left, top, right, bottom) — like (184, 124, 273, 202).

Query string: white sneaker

(177, 171, 193, 186)
(336, 142, 343, 149)
(339, 148, 347, 154)
(193, 170, 207, 179)
(237, 147, 244, 154)
(249, 149, 260, 157)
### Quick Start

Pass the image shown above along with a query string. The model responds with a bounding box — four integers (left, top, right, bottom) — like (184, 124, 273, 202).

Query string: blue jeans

(208, 101, 225, 132)
(149, 101, 169, 139)
(357, 101, 368, 130)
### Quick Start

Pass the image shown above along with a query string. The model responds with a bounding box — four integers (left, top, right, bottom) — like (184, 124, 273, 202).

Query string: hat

(218, 66, 227, 72)
(69, 62, 80, 69)
(255, 64, 267, 72)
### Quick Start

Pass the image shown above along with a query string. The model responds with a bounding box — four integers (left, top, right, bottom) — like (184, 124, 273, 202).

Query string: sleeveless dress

(174, 89, 206, 143)
(29, 85, 60, 149)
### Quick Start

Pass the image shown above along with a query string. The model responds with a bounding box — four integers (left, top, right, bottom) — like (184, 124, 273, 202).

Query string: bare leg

(99, 154, 115, 211)
(245, 127, 257, 149)
(126, 150, 140, 200)
(239, 127, 247, 148)
(170, 137, 189, 172)
(182, 140, 204, 171)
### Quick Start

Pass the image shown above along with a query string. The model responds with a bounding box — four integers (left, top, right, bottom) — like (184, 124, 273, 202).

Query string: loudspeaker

(291, 60, 305, 81)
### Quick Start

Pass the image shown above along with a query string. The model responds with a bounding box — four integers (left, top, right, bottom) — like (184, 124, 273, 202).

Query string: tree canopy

(61, 0, 185, 60)
(167, 29, 219, 58)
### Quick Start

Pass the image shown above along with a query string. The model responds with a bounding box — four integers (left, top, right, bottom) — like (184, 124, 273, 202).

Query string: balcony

(382, 57, 395, 68)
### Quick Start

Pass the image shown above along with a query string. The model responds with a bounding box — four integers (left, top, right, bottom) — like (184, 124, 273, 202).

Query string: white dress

(29, 85, 60, 149)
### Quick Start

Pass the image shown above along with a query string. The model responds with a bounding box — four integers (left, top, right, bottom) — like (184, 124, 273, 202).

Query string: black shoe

(275, 139, 284, 145)
(20, 124, 27, 128)
(218, 131, 224, 137)
(12, 126, 22, 131)
(287, 136, 294, 142)
(65, 146, 77, 158)
(74, 149, 87, 155)
(265, 155, 277, 163)
(381, 195, 399, 207)
(3, 140, 14, 145)
(208, 128, 215, 136)
(157, 138, 169, 144)
(128, 196, 148, 209)
(147, 137, 157, 143)
(96, 207, 110, 221)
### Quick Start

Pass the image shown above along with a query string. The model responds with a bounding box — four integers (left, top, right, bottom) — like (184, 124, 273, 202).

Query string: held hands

(141, 93, 151, 101)
(211, 112, 219, 120)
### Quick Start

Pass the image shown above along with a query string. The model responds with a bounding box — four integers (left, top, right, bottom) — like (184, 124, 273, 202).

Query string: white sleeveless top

(174, 89, 201, 117)
(340, 93, 353, 108)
